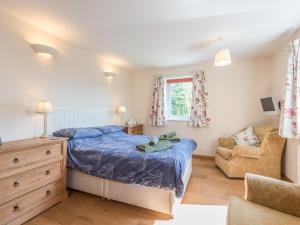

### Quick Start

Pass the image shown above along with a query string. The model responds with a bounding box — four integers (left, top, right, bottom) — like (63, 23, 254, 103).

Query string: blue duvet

(63, 129, 196, 197)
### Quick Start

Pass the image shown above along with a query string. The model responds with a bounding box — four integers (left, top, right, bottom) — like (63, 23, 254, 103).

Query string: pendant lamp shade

(214, 49, 232, 66)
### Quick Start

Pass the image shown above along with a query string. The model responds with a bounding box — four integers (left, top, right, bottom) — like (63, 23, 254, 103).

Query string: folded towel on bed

(136, 140, 172, 153)
(149, 137, 159, 146)
(159, 136, 180, 143)
(159, 132, 180, 143)
(161, 131, 176, 138)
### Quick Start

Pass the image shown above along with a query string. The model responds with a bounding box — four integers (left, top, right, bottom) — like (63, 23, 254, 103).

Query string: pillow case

(233, 126, 260, 146)
(95, 125, 124, 134)
(53, 127, 103, 139)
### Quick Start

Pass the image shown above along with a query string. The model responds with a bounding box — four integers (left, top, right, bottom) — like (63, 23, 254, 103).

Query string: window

(165, 76, 193, 121)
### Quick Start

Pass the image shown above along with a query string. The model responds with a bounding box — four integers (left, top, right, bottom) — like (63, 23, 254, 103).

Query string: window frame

(164, 75, 193, 122)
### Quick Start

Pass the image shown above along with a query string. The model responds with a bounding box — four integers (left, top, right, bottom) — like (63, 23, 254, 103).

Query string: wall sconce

(30, 44, 59, 59)
(104, 72, 116, 81)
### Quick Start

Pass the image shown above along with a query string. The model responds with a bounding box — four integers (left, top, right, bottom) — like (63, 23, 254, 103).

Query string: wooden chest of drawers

(0, 138, 68, 225)
(123, 124, 143, 135)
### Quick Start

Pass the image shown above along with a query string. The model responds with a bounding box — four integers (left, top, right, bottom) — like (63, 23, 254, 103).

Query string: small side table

(123, 124, 143, 135)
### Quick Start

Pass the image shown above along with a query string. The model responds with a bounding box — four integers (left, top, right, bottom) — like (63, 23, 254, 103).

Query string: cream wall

(271, 28, 300, 183)
(0, 11, 132, 141)
(131, 58, 272, 156)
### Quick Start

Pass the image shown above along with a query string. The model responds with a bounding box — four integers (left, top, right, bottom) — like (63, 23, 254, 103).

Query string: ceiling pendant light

(214, 48, 232, 66)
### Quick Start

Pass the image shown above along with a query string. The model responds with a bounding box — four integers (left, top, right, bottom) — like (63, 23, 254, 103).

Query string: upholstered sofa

(215, 125, 286, 179)
(227, 173, 300, 225)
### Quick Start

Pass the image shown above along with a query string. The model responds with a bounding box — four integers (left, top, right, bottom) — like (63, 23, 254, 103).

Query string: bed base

(67, 160, 192, 215)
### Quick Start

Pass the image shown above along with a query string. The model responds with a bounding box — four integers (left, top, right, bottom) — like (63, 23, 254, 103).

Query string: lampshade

(37, 101, 53, 113)
(118, 106, 126, 113)
(214, 49, 232, 66)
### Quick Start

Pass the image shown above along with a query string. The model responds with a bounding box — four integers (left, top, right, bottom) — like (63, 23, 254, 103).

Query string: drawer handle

(13, 205, 20, 213)
(13, 158, 19, 163)
(46, 190, 51, 196)
(46, 150, 51, 155)
(13, 181, 19, 188)
(45, 170, 50, 175)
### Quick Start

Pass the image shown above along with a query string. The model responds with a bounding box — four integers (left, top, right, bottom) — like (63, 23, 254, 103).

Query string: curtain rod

(161, 71, 204, 77)
(161, 72, 194, 77)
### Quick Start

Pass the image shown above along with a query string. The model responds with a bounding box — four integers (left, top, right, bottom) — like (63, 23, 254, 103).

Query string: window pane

(170, 82, 192, 117)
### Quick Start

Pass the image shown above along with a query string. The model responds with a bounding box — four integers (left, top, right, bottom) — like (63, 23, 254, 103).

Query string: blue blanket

(67, 131, 196, 197)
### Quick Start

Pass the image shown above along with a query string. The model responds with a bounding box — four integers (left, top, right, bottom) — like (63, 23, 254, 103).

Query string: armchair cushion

(218, 137, 235, 149)
(216, 147, 233, 160)
(245, 173, 300, 217)
(233, 146, 262, 159)
(233, 126, 260, 146)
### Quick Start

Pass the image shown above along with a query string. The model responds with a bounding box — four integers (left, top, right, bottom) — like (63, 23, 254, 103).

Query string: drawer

(130, 126, 143, 135)
(0, 143, 62, 172)
(0, 162, 62, 205)
(0, 180, 62, 224)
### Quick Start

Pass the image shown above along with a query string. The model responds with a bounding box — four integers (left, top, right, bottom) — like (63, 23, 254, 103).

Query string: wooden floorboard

(25, 158, 244, 225)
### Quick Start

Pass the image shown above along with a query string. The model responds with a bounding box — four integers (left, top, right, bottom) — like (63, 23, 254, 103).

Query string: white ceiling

(0, 0, 300, 69)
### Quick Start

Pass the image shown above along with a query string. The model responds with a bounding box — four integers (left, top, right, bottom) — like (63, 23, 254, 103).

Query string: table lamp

(118, 106, 127, 125)
(37, 101, 53, 137)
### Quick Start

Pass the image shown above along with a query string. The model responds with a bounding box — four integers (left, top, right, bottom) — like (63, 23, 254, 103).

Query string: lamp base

(40, 134, 50, 138)
(41, 112, 49, 138)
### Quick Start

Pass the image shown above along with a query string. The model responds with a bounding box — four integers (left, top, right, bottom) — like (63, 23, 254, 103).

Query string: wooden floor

(25, 158, 244, 225)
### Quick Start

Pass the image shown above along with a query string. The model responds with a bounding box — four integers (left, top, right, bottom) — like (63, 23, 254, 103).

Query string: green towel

(159, 136, 180, 143)
(160, 131, 176, 139)
(136, 144, 146, 151)
(136, 140, 172, 153)
(159, 132, 180, 143)
(148, 137, 159, 146)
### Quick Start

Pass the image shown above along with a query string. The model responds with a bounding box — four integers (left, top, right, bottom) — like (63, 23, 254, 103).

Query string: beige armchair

(227, 173, 300, 225)
(215, 125, 286, 179)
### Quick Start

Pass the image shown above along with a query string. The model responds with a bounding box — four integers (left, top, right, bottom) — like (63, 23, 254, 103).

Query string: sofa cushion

(254, 125, 277, 142)
(233, 126, 260, 146)
(227, 196, 300, 225)
(216, 147, 233, 160)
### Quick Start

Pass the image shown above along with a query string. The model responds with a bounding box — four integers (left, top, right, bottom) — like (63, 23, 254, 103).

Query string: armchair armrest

(260, 131, 286, 155)
(245, 173, 300, 217)
(218, 137, 235, 148)
(232, 146, 262, 159)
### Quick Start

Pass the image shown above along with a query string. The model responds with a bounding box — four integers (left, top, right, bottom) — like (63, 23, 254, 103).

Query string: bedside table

(124, 124, 143, 135)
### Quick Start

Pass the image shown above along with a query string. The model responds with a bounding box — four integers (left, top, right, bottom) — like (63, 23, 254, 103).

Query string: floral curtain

(190, 71, 210, 127)
(279, 39, 300, 138)
(150, 75, 165, 126)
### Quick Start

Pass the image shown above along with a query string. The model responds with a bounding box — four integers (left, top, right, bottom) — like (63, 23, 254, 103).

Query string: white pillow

(233, 126, 260, 146)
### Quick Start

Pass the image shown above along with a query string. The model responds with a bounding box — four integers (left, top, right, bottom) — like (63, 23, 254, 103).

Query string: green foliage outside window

(170, 82, 192, 116)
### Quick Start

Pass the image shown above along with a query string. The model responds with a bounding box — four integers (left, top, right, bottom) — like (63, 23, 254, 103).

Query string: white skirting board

(67, 160, 192, 215)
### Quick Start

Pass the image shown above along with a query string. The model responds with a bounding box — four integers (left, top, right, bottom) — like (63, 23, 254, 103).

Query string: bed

(50, 111, 196, 215)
